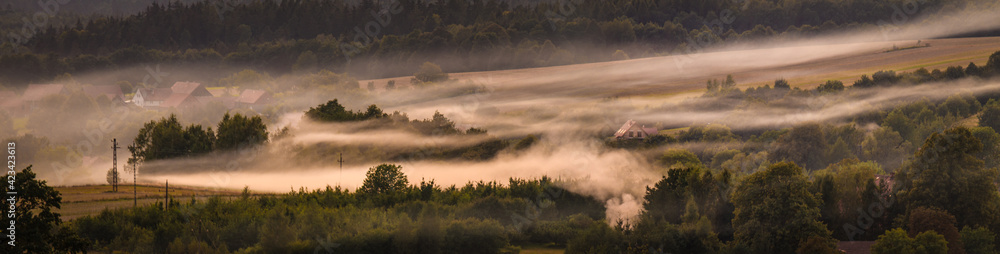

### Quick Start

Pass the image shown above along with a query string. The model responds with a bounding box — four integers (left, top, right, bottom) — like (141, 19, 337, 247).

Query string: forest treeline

(2, 0, 998, 86)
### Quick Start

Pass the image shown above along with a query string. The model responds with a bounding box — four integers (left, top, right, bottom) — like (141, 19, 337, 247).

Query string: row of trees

(70, 163, 606, 253)
(130, 113, 267, 161)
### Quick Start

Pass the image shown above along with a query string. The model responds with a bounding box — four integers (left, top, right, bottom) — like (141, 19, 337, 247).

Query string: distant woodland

(1, 0, 999, 86)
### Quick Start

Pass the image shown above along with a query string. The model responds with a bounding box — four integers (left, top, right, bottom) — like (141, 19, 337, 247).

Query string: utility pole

(165, 180, 169, 210)
(112, 139, 119, 192)
(133, 161, 137, 207)
(337, 153, 344, 187)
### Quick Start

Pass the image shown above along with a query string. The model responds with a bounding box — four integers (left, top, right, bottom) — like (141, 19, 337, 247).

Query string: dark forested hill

(0, 0, 996, 86)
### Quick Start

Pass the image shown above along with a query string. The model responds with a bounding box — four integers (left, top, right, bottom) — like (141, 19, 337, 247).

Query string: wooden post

(337, 153, 344, 186)
(133, 161, 137, 207)
(112, 139, 119, 192)
(165, 180, 169, 210)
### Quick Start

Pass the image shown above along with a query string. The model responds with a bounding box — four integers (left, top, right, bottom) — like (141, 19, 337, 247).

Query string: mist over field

(11, 5, 1000, 224)
(5, 0, 1000, 253)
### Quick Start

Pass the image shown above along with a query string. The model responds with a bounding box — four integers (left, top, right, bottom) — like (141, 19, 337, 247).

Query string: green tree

(774, 79, 791, 90)
(914, 231, 951, 254)
(132, 115, 188, 160)
(566, 222, 623, 254)
(959, 226, 997, 254)
(907, 207, 964, 254)
(184, 124, 216, 155)
(360, 164, 409, 196)
(872, 228, 950, 254)
(970, 126, 1000, 169)
(811, 159, 888, 240)
(861, 127, 912, 171)
(883, 110, 915, 141)
(2, 166, 88, 253)
(731, 162, 837, 253)
(292, 50, 318, 72)
(896, 127, 1000, 228)
(872, 228, 917, 254)
(677, 124, 737, 142)
(305, 99, 387, 122)
(215, 112, 268, 150)
(979, 99, 1000, 133)
(816, 80, 844, 93)
(770, 123, 828, 170)
(659, 149, 703, 169)
(966, 63, 983, 77)
(987, 51, 1000, 75)
(414, 62, 449, 84)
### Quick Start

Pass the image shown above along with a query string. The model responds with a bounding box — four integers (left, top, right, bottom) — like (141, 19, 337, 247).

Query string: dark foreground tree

(359, 164, 409, 204)
(895, 127, 1000, 228)
(731, 162, 838, 254)
(907, 207, 964, 254)
(1, 166, 88, 253)
(871, 228, 948, 254)
(980, 99, 1000, 133)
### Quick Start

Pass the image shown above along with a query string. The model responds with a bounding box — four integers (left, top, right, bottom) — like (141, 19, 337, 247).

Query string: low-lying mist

(14, 4, 1000, 223)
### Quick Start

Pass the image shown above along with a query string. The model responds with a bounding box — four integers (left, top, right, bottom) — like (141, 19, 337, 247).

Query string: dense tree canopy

(214, 113, 268, 150)
(731, 162, 837, 254)
(895, 127, 1000, 229)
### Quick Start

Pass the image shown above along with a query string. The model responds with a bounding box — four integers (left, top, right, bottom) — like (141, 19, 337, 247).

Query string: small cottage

(614, 120, 658, 140)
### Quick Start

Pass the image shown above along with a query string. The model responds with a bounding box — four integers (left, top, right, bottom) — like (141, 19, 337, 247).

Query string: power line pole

(165, 180, 169, 210)
(133, 161, 137, 207)
(112, 139, 119, 192)
(337, 153, 344, 187)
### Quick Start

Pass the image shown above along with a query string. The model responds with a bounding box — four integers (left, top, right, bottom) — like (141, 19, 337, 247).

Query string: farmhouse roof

(160, 93, 197, 108)
(170, 82, 211, 96)
(614, 120, 657, 138)
(237, 89, 268, 104)
(136, 87, 174, 101)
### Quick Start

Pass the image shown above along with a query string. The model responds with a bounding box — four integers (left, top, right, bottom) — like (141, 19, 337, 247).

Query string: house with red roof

(614, 120, 659, 140)
(132, 87, 174, 108)
(236, 89, 271, 110)
(132, 82, 213, 109)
